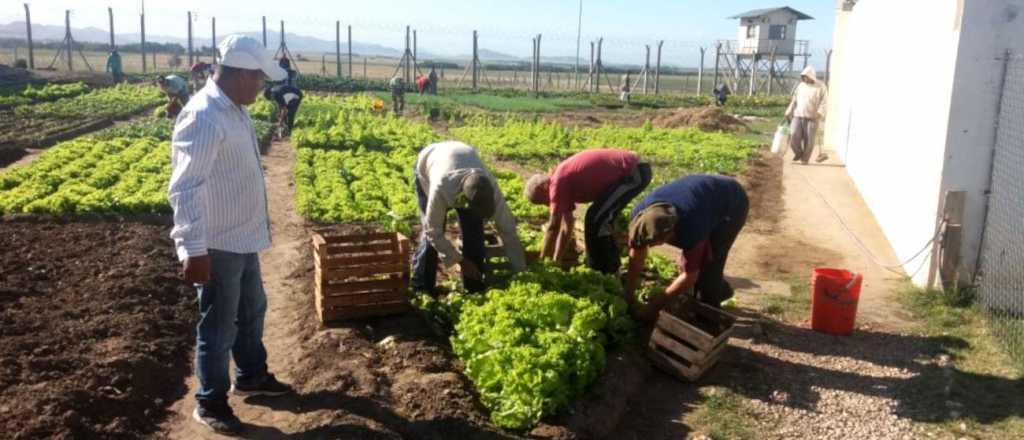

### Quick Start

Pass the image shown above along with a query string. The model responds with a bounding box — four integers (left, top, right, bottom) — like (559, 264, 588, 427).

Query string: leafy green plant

(14, 84, 162, 120)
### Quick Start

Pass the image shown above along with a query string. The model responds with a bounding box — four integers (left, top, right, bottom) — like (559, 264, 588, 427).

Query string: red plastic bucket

(810, 268, 862, 336)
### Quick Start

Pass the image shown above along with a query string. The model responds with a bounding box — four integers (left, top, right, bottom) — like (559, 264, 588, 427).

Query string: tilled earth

(0, 220, 194, 439)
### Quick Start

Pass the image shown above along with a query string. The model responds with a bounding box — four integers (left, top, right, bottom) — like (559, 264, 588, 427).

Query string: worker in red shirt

(416, 74, 430, 95)
(525, 149, 652, 273)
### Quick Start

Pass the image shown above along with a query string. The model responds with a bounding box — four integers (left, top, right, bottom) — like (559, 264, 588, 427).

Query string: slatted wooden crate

(647, 297, 736, 381)
(312, 230, 412, 323)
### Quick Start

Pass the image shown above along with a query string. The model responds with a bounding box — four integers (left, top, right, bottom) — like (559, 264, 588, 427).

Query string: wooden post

(595, 38, 603, 93)
(24, 4, 34, 69)
(404, 26, 411, 85)
(187, 12, 193, 66)
(536, 34, 542, 93)
(767, 48, 776, 95)
(413, 29, 418, 65)
(262, 16, 267, 47)
(140, 10, 146, 73)
(530, 37, 537, 93)
(65, 10, 73, 71)
(697, 47, 706, 95)
(471, 30, 478, 90)
(654, 40, 663, 95)
(348, 26, 353, 77)
(280, 20, 285, 53)
(748, 56, 756, 96)
(363, 57, 367, 79)
(108, 7, 115, 49)
(335, 21, 341, 77)
(211, 17, 217, 62)
(588, 41, 594, 93)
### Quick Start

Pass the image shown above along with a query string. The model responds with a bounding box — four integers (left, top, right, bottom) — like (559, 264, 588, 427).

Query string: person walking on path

(105, 49, 123, 83)
(412, 141, 527, 294)
(786, 66, 828, 164)
(623, 174, 749, 321)
(525, 149, 652, 274)
(389, 75, 406, 116)
(167, 34, 294, 435)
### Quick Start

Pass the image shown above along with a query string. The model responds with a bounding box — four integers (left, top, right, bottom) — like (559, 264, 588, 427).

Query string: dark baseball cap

(463, 173, 496, 219)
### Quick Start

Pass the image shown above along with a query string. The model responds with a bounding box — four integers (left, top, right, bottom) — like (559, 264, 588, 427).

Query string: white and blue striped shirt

(167, 80, 271, 261)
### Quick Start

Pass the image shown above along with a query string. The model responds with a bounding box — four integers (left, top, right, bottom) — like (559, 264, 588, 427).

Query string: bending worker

(157, 74, 190, 119)
(263, 83, 303, 135)
(623, 174, 748, 320)
(389, 75, 405, 116)
(412, 141, 527, 293)
(525, 149, 651, 273)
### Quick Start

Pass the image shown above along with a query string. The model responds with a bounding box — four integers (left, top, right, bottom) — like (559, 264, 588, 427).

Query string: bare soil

(652, 106, 748, 132)
(0, 220, 194, 439)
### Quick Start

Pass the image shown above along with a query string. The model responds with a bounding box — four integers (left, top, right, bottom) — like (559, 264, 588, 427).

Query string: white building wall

(832, 0, 964, 285)
(938, 0, 1024, 282)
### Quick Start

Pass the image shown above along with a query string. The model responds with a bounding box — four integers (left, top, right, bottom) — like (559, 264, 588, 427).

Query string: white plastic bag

(771, 122, 790, 155)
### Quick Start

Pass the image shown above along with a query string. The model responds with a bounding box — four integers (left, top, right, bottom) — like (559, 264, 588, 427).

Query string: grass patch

(759, 278, 812, 322)
(688, 387, 756, 440)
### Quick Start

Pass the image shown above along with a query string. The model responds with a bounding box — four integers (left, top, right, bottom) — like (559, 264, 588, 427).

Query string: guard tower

(717, 7, 813, 95)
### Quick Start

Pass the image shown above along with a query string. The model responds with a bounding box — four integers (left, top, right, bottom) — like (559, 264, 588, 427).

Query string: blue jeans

(194, 249, 269, 404)
(411, 171, 486, 293)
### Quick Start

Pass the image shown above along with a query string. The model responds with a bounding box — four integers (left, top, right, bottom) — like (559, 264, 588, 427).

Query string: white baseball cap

(217, 34, 287, 81)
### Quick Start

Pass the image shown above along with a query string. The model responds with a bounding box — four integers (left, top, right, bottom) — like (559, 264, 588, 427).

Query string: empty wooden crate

(647, 298, 737, 381)
(312, 230, 412, 323)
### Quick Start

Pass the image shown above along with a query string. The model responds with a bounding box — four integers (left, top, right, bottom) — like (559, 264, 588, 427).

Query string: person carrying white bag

(771, 120, 790, 155)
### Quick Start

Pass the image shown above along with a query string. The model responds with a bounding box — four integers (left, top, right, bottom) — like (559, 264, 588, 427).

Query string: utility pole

(348, 25, 353, 77)
(24, 4, 34, 69)
(187, 12, 193, 66)
(108, 7, 115, 49)
(654, 40, 663, 95)
(336, 21, 342, 77)
(65, 10, 73, 71)
(262, 16, 267, 47)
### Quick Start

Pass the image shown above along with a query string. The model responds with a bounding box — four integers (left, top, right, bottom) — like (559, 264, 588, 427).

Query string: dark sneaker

(193, 402, 243, 435)
(231, 373, 293, 397)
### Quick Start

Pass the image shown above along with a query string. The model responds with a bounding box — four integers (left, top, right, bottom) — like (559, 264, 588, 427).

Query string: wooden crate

(312, 230, 412, 323)
(647, 297, 736, 381)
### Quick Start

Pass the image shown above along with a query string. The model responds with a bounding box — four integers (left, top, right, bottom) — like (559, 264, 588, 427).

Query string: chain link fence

(977, 51, 1024, 366)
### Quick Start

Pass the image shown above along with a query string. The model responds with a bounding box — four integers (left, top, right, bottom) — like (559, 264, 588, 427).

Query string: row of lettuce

(0, 93, 758, 431)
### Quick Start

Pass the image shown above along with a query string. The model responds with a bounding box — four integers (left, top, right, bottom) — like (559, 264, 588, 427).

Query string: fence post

(211, 17, 217, 62)
(262, 16, 267, 47)
(108, 7, 115, 49)
(595, 38, 603, 93)
(348, 26, 353, 78)
(140, 10, 146, 73)
(472, 30, 478, 90)
(24, 4, 34, 69)
(588, 41, 594, 93)
(713, 43, 721, 91)
(335, 21, 341, 77)
(654, 40, 663, 95)
(697, 47, 706, 95)
(65, 10, 73, 71)
(643, 44, 650, 95)
(187, 12, 193, 66)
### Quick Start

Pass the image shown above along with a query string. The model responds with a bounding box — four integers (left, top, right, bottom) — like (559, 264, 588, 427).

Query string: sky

(5, 0, 836, 67)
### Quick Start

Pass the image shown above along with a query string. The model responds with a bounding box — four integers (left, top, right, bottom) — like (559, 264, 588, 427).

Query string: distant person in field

(264, 83, 303, 136)
(620, 72, 632, 104)
(786, 66, 829, 164)
(190, 61, 214, 93)
(278, 57, 297, 86)
(105, 49, 123, 83)
(623, 174, 749, 320)
(428, 66, 439, 95)
(167, 35, 293, 435)
(713, 83, 731, 106)
(412, 141, 527, 294)
(157, 74, 190, 118)
(389, 75, 405, 116)
(416, 74, 430, 95)
(525, 149, 652, 274)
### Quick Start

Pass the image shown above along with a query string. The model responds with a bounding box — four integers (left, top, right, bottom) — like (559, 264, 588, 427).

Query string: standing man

(786, 66, 828, 164)
(619, 72, 632, 104)
(525, 149, 652, 273)
(413, 141, 527, 293)
(168, 34, 293, 435)
(428, 66, 439, 95)
(389, 75, 405, 116)
(105, 49, 123, 83)
(157, 74, 191, 119)
(713, 83, 731, 106)
(623, 174, 748, 320)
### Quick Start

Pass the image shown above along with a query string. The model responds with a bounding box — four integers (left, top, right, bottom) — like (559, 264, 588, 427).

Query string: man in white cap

(167, 34, 292, 435)
(785, 66, 828, 164)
